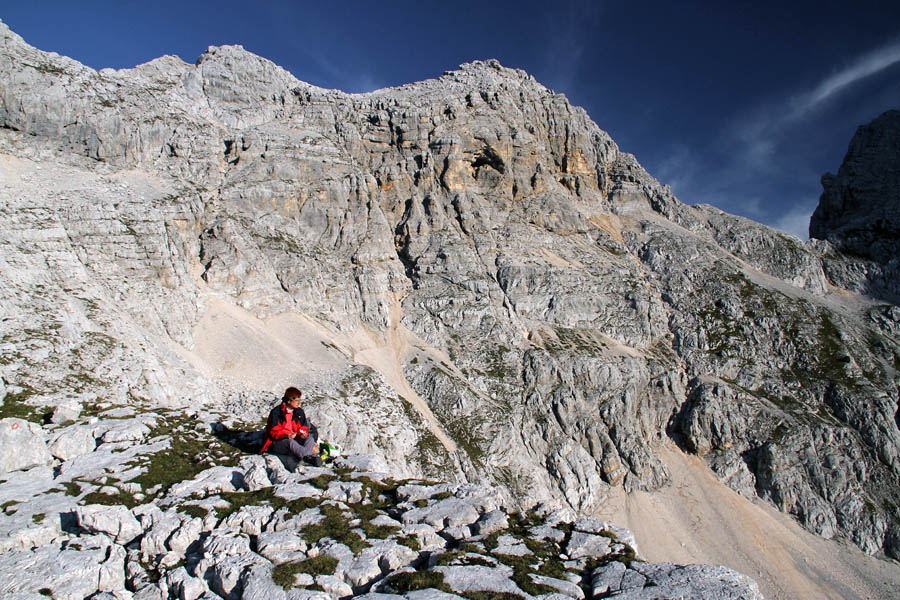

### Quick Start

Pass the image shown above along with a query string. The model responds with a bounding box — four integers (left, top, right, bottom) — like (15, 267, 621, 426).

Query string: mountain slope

(1, 17, 898, 572)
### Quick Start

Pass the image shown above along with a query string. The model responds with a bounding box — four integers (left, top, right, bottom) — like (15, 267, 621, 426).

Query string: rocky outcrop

(0, 16, 899, 568)
(810, 109, 900, 302)
(0, 402, 764, 600)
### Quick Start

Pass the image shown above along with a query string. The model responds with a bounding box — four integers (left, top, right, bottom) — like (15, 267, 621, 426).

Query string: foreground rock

(0, 431, 764, 599)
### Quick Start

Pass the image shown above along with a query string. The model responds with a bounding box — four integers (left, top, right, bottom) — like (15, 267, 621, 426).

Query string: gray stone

(237, 563, 292, 600)
(529, 573, 584, 599)
(274, 481, 322, 501)
(163, 566, 208, 600)
(396, 483, 458, 503)
(572, 518, 638, 555)
(256, 530, 309, 565)
(370, 514, 403, 529)
(472, 510, 508, 536)
(97, 419, 152, 444)
(209, 553, 266, 600)
(271, 507, 324, 531)
(591, 560, 625, 596)
(401, 498, 481, 530)
(811, 110, 900, 302)
(493, 534, 531, 556)
(325, 480, 365, 504)
(0, 536, 125, 600)
(166, 466, 245, 499)
(50, 400, 82, 425)
(441, 526, 471, 543)
(0, 419, 51, 474)
(221, 504, 274, 536)
(404, 590, 466, 600)
(399, 523, 446, 552)
(610, 562, 765, 600)
(239, 455, 273, 491)
(566, 532, 612, 560)
(529, 525, 565, 543)
(76, 504, 143, 545)
(315, 574, 353, 597)
(433, 565, 520, 595)
(333, 454, 389, 473)
(47, 425, 97, 460)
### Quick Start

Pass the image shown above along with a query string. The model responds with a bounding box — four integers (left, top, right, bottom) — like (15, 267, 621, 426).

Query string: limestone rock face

(811, 109, 900, 302)
(0, 17, 899, 566)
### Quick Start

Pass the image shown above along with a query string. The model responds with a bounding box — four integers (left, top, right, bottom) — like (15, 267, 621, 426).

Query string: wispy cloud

(733, 37, 900, 167)
(791, 39, 900, 120)
(772, 201, 817, 241)
(540, 1, 602, 93)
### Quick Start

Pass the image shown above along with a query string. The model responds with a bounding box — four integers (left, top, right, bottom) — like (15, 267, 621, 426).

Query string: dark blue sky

(4, 1, 899, 239)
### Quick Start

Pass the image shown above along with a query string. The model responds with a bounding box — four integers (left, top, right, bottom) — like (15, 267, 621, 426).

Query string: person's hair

(283, 387, 303, 402)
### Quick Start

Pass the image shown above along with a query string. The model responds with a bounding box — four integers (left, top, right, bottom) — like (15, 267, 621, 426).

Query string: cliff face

(810, 109, 900, 303)
(1, 18, 899, 563)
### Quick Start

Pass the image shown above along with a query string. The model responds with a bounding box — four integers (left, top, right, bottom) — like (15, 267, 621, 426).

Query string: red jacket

(260, 401, 309, 453)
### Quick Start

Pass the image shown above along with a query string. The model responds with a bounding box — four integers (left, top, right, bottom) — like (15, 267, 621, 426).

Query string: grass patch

(60, 481, 82, 497)
(458, 592, 525, 600)
(360, 521, 401, 539)
(1, 500, 20, 514)
(301, 503, 368, 553)
(272, 555, 339, 589)
(305, 474, 336, 490)
(436, 551, 495, 567)
(38, 588, 53, 597)
(394, 534, 421, 551)
(32, 513, 46, 524)
(80, 489, 140, 509)
(385, 570, 452, 594)
(128, 415, 244, 496)
(178, 505, 210, 520)
(24, 62, 66, 74)
(493, 553, 558, 596)
(216, 487, 319, 520)
(0, 385, 47, 423)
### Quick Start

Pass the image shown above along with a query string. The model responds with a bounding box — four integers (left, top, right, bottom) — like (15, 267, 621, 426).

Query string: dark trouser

(269, 435, 317, 459)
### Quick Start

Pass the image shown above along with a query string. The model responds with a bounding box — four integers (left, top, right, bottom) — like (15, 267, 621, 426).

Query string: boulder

(166, 466, 245, 499)
(47, 425, 97, 461)
(50, 400, 82, 425)
(566, 532, 612, 560)
(76, 505, 143, 545)
(433, 565, 520, 596)
(0, 419, 51, 474)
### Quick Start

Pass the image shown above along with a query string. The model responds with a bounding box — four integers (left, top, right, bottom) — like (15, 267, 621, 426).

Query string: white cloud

(540, 1, 601, 93)
(792, 39, 900, 119)
(652, 143, 697, 193)
(771, 202, 817, 241)
(733, 37, 900, 164)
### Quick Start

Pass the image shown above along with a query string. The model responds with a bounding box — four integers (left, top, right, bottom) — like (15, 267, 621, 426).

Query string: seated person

(259, 386, 322, 466)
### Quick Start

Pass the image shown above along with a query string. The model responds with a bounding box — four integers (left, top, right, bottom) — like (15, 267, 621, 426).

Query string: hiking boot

(303, 454, 324, 467)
